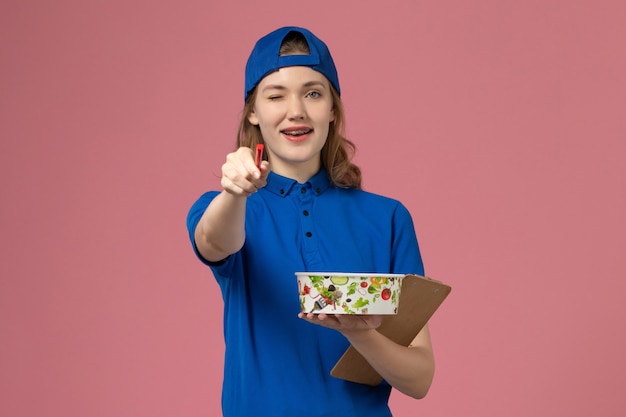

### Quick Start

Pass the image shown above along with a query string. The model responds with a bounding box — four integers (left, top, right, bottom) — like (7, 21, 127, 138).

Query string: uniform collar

(264, 168, 332, 197)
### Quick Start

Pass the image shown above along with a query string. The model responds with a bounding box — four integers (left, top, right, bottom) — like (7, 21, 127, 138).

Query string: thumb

(259, 160, 271, 179)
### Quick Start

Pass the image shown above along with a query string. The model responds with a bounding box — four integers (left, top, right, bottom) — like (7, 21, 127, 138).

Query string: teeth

(284, 129, 311, 136)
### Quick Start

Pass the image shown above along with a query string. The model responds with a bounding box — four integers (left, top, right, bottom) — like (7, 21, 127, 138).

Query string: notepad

(330, 274, 451, 385)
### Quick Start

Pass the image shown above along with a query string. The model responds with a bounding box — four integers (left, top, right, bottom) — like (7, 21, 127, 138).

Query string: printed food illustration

(296, 273, 403, 315)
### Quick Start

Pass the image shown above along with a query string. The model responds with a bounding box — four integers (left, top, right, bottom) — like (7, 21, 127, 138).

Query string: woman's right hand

(221, 146, 270, 196)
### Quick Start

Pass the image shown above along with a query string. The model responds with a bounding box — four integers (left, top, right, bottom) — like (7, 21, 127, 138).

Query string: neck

(271, 159, 321, 184)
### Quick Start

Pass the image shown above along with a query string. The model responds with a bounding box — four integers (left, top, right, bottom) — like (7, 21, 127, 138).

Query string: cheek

(255, 108, 283, 127)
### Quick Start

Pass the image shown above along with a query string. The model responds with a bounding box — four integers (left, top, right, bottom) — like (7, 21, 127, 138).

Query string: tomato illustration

(381, 288, 391, 300)
(360, 282, 368, 288)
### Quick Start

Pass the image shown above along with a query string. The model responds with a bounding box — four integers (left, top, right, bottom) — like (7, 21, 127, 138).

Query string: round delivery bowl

(295, 272, 405, 315)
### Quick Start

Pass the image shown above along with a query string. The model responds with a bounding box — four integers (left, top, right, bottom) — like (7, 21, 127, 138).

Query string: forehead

(257, 66, 330, 89)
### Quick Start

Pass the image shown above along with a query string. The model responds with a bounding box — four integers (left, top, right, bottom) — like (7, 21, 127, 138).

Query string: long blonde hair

(236, 33, 362, 189)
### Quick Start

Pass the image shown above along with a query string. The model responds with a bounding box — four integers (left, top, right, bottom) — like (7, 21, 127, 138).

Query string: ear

(329, 107, 335, 123)
(248, 110, 259, 126)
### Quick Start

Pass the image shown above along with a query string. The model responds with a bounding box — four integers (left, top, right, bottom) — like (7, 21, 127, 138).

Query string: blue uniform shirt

(187, 168, 424, 417)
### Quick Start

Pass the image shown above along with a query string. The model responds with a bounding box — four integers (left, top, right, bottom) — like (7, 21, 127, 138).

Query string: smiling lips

(281, 126, 313, 142)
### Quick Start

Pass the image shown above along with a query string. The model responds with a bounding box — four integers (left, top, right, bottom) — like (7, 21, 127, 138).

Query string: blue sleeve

(185, 191, 224, 266)
(391, 202, 425, 276)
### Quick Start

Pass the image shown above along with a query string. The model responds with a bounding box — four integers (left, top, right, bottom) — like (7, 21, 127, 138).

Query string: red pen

(255, 144, 264, 169)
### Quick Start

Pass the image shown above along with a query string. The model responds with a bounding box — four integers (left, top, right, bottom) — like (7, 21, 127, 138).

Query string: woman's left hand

(297, 312, 382, 333)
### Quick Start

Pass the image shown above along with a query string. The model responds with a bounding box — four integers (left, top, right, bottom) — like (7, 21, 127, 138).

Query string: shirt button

(315, 188, 321, 194)
(303, 210, 309, 216)
(280, 189, 285, 195)
(301, 188, 306, 194)
(305, 232, 312, 237)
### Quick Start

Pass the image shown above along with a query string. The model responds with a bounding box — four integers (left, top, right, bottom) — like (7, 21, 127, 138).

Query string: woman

(187, 26, 434, 416)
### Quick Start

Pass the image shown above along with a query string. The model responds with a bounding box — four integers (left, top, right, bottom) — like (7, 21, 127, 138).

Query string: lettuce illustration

(353, 298, 370, 308)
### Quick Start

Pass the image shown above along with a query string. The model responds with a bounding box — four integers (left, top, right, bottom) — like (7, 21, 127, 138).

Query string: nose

(287, 96, 305, 120)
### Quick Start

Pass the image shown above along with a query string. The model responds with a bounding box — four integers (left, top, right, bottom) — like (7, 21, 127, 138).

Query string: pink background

(2, 1, 625, 416)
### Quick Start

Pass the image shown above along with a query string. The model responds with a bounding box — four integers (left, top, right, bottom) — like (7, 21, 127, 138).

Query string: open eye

(306, 91, 321, 99)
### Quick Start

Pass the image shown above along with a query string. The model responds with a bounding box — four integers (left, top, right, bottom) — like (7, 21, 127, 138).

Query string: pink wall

(1, 1, 625, 416)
